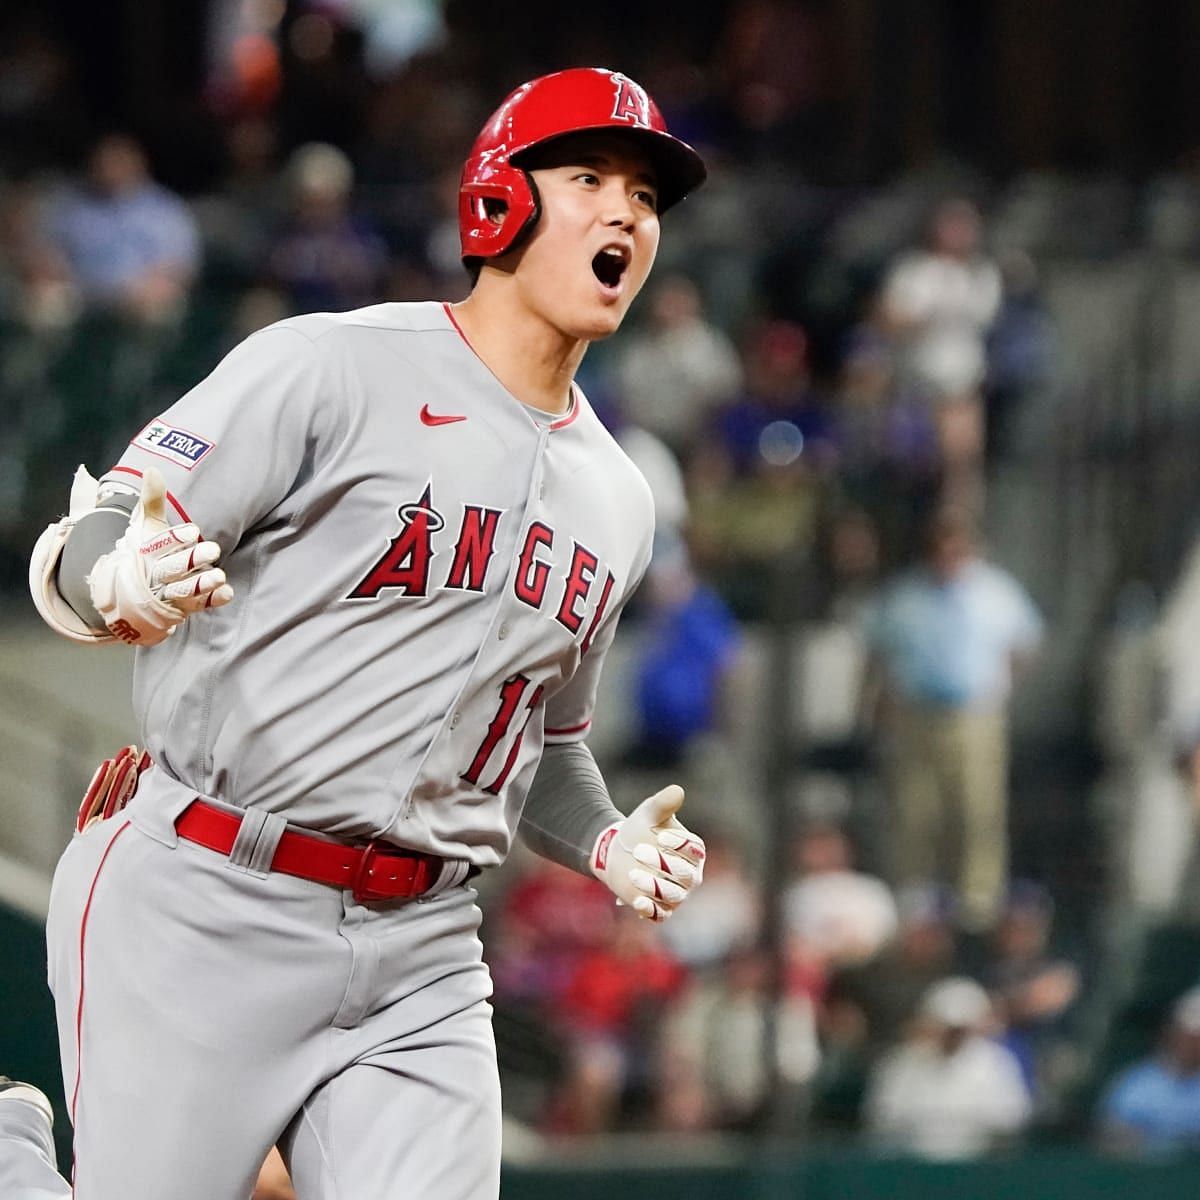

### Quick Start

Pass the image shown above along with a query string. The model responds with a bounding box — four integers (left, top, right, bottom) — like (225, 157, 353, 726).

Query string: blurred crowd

(5, 0, 1200, 1168)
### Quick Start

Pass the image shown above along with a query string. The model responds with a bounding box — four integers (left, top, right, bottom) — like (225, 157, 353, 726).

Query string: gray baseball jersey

(101, 300, 654, 863)
(24, 300, 656, 1200)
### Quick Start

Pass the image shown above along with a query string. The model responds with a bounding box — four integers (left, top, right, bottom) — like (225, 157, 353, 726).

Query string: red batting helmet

(459, 67, 707, 263)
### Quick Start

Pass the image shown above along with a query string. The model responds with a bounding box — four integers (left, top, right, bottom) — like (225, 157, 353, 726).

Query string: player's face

(516, 135, 661, 341)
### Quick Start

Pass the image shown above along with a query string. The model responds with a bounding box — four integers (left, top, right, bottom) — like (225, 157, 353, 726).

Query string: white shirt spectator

(865, 976, 1032, 1161)
(658, 870, 759, 970)
(784, 870, 897, 966)
(866, 1033, 1031, 1158)
(883, 250, 1001, 398)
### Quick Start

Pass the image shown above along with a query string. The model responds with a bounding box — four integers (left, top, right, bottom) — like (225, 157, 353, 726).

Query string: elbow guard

(29, 465, 121, 644)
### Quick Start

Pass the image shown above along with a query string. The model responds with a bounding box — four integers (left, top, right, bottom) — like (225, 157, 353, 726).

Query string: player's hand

(88, 467, 234, 646)
(590, 785, 706, 922)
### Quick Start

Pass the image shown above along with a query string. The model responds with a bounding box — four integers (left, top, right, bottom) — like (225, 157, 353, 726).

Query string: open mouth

(591, 246, 630, 290)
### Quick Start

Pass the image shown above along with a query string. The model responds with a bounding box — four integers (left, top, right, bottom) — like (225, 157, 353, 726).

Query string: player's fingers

(159, 568, 228, 605)
(139, 523, 200, 561)
(167, 580, 234, 613)
(632, 842, 698, 888)
(208, 583, 235, 608)
(138, 466, 168, 525)
(657, 828, 707, 866)
(149, 540, 222, 587)
(629, 868, 688, 906)
(630, 894, 669, 922)
(169, 590, 234, 615)
(640, 784, 685, 826)
(176, 581, 235, 612)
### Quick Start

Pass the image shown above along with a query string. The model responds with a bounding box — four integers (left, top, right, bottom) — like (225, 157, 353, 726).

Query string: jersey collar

(442, 302, 581, 433)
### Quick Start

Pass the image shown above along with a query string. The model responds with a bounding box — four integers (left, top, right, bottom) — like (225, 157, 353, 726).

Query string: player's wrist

(590, 820, 621, 878)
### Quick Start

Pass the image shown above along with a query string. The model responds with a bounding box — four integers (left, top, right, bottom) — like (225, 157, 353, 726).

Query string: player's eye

(575, 172, 600, 186)
(634, 188, 659, 211)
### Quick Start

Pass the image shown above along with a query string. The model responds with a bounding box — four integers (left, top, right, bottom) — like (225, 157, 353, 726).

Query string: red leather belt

(176, 800, 446, 902)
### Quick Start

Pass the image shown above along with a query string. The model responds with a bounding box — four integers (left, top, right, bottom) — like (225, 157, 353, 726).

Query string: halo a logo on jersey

(132, 419, 216, 470)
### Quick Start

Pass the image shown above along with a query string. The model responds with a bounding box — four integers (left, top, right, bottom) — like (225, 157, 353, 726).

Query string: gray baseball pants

(34, 779, 501, 1200)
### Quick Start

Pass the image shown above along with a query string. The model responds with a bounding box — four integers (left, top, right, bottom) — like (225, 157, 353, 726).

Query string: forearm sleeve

(518, 741, 623, 876)
(57, 496, 135, 628)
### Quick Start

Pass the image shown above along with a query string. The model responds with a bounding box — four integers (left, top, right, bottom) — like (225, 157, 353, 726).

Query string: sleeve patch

(131, 419, 216, 470)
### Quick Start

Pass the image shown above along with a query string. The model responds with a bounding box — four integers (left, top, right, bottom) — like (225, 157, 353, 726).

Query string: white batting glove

(590, 785, 706, 922)
(88, 467, 234, 646)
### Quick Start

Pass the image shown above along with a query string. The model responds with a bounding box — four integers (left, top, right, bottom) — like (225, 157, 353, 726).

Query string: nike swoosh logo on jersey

(420, 404, 467, 426)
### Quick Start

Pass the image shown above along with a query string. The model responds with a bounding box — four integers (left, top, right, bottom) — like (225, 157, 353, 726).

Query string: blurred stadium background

(5, 0, 1200, 1194)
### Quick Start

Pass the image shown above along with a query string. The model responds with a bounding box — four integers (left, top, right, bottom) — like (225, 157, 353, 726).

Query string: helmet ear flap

(458, 164, 541, 260)
(504, 171, 542, 256)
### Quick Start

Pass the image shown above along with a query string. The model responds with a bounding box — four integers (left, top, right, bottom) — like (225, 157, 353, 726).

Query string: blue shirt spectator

(1098, 987, 1200, 1156)
(868, 520, 1042, 709)
(267, 142, 389, 314)
(626, 546, 741, 767)
(43, 133, 200, 314)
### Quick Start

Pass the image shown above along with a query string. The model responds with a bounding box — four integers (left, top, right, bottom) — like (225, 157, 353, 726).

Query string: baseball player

(19, 67, 709, 1200)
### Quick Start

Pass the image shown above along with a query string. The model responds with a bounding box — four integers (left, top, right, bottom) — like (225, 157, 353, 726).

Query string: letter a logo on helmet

(459, 66, 706, 265)
(610, 74, 652, 127)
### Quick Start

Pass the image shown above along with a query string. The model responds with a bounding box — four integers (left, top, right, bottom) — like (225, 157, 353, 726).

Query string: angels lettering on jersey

(347, 482, 614, 646)
(346, 483, 616, 795)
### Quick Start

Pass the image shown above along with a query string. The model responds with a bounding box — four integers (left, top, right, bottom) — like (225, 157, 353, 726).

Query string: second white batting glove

(591, 785, 706, 922)
(88, 467, 234, 646)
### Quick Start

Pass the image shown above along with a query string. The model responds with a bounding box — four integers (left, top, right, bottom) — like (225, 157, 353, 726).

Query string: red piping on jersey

(548, 389, 581, 431)
(109, 466, 191, 523)
(545, 719, 591, 736)
(442, 302, 580, 431)
(71, 819, 131, 1178)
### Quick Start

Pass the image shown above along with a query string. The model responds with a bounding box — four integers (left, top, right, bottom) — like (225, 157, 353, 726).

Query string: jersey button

(498, 622, 510, 640)
(450, 712, 461, 729)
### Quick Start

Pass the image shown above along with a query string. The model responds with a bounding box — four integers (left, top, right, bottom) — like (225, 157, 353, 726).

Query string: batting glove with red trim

(77, 744, 152, 832)
(88, 467, 233, 646)
(591, 785, 706, 922)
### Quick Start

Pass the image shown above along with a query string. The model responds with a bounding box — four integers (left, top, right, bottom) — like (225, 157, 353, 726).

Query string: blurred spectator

(1, 180, 81, 330)
(833, 322, 941, 558)
(615, 273, 742, 455)
(624, 541, 742, 769)
(718, 0, 840, 163)
(489, 856, 616, 1012)
(657, 829, 760, 973)
(192, 117, 284, 289)
(783, 823, 897, 970)
(982, 881, 1080, 1097)
(0, 24, 88, 175)
(984, 249, 1056, 460)
(829, 884, 960, 1057)
(658, 946, 820, 1133)
(712, 320, 836, 473)
(814, 884, 958, 1131)
(820, 506, 884, 626)
(880, 197, 1002, 506)
(688, 322, 831, 617)
(38, 133, 201, 324)
(864, 977, 1032, 1159)
(549, 913, 686, 1135)
(1097, 986, 1200, 1157)
(866, 506, 1043, 930)
(267, 142, 388, 313)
